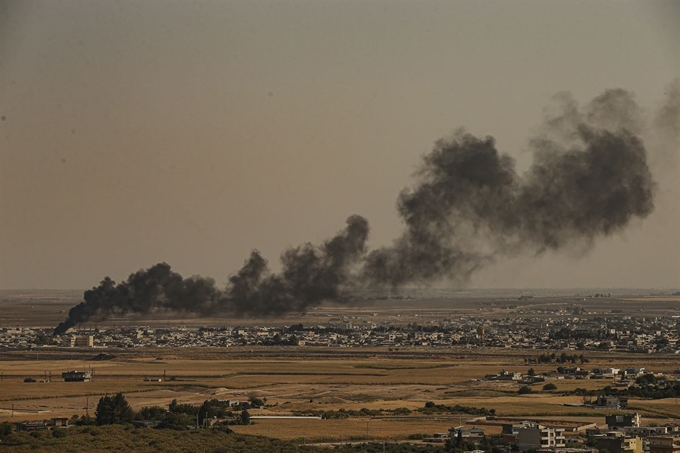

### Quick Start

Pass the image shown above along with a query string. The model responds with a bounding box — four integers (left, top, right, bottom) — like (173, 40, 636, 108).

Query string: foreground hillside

(0, 425, 444, 453)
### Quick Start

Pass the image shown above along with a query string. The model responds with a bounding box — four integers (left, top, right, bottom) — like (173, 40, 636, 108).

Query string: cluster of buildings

(2, 310, 680, 352)
(0, 327, 40, 349)
(445, 413, 680, 453)
(587, 413, 680, 453)
(484, 366, 662, 390)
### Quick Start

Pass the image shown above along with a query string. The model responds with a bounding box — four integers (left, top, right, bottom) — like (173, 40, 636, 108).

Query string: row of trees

(530, 352, 589, 364)
(94, 393, 251, 429)
(604, 381, 680, 399)
(423, 402, 495, 416)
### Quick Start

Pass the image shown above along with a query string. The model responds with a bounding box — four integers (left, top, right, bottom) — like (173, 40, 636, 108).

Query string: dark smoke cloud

(54, 216, 368, 334)
(54, 264, 221, 335)
(54, 88, 661, 334)
(363, 89, 655, 286)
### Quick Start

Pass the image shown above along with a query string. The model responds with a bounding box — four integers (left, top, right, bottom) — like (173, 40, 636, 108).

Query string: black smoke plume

(54, 216, 369, 335)
(364, 88, 655, 286)
(54, 88, 659, 334)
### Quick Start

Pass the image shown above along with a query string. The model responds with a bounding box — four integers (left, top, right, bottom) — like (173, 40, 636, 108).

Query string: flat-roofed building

(607, 413, 641, 430)
(75, 335, 94, 347)
(62, 370, 91, 382)
(649, 436, 680, 453)
(507, 421, 566, 451)
(596, 433, 643, 453)
(62, 335, 94, 348)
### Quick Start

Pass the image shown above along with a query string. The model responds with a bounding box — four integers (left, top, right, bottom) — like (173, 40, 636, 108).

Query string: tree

(240, 409, 251, 425)
(74, 415, 96, 426)
(137, 406, 167, 420)
(95, 393, 134, 425)
(112, 392, 134, 424)
(95, 395, 115, 425)
(52, 428, 68, 438)
(543, 383, 557, 391)
(518, 386, 533, 394)
(199, 400, 212, 426)
(0, 421, 13, 438)
(159, 412, 194, 430)
(528, 368, 536, 377)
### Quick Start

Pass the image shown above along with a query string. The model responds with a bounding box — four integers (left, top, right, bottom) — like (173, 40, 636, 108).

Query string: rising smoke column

(363, 88, 655, 286)
(54, 88, 660, 334)
(53, 215, 369, 334)
(225, 214, 369, 316)
(54, 264, 221, 335)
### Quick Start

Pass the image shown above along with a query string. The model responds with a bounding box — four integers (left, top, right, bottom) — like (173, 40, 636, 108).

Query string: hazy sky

(1, 0, 678, 290)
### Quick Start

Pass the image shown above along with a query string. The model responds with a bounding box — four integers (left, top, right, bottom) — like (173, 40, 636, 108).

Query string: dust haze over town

(1, 1, 679, 298)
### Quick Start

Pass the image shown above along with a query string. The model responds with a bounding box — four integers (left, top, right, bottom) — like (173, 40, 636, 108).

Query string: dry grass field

(2, 353, 680, 441)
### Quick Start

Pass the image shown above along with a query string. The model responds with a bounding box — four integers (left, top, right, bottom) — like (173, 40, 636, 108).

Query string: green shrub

(0, 422, 13, 437)
(52, 428, 68, 438)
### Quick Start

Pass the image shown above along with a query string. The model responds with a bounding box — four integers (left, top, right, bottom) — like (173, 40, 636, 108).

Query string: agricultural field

(2, 351, 680, 441)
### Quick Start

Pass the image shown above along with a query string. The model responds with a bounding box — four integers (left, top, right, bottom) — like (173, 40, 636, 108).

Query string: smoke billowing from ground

(54, 216, 369, 335)
(55, 87, 671, 335)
